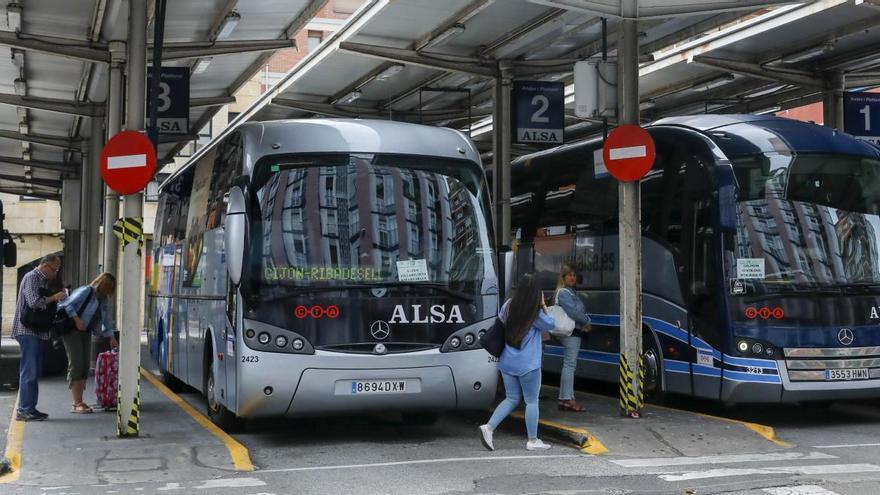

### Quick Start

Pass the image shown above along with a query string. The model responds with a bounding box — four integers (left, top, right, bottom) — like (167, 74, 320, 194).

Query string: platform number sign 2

(844, 92, 880, 146)
(513, 81, 564, 145)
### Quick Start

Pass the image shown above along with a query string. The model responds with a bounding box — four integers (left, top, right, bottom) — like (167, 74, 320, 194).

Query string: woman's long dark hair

(505, 274, 543, 348)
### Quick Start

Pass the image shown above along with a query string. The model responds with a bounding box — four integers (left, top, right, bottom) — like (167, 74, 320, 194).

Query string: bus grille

(784, 346, 880, 381)
(319, 343, 438, 354)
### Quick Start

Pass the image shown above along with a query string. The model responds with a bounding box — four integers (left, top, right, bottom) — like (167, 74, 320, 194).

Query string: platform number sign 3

(513, 81, 564, 145)
(145, 67, 190, 135)
(844, 92, 880, 146)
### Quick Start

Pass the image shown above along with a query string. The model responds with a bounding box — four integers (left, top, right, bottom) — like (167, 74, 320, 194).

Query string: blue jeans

(558, 335, 581, 401)
(488, 368, 542, 439)
(16, 335, 43, 413)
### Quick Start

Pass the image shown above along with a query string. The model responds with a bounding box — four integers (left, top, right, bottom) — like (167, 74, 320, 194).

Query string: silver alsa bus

(147, 119, 500, 430)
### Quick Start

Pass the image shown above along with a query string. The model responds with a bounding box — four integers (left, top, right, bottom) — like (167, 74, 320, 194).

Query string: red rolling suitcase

(95, 349, 118, 410)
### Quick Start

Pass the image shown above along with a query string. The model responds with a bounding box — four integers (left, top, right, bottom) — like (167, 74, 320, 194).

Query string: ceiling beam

(526, 0, 809, 20)
(158, 134, 199, 144)
(0, 187, 59, 200)
(156, 39, 297, 61)
(0, 173, 62, 189)
(692, 55, 825, 89)
(0, 155, 78, 175)
(339, 41, 497, 77)
(0, 93, 105, 117)
(0, 31, 109, 63)
(0, 129, 80, 150)
(190, 96, 237, 108)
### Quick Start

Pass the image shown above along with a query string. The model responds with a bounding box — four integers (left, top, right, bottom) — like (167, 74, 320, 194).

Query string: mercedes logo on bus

(838, 328, 854, 346)
(370, 320, 390, 340)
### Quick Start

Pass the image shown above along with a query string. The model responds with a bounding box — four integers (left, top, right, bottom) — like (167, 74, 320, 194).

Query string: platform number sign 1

(513, 81, 564, 145)
(844, 91, 880, 146)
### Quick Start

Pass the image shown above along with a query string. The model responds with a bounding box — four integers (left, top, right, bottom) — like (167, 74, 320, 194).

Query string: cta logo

(388, 304, 465, 324)
(744, 306, 784, 320)
(295, 305, 340, 319)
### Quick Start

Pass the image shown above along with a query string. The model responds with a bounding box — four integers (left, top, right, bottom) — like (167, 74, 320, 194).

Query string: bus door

(682, 155, 724, 400)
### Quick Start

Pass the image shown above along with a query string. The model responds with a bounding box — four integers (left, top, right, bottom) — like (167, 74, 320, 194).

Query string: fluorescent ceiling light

(639, 100, 656, 110)
(374, 64, 404, 81)
(18, 122, 28, 134)
(193, 57, 212, 74)
(692, 74, 734, 92)
(754, 105, 781, 115)
(216, 11, 241, 40)
(424, 23, 465, 49)
(13, 78, 26, 96)
(10, 48, 23, 67)
(22, 151, 30, 161)
(780, 43, 832, 64)
(6, 3, 21, 32)
(334, 90, 362, 105)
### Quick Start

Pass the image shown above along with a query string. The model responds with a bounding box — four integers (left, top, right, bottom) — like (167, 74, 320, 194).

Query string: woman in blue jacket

(479, 274, 555, 451)
(555, 264, 591, 412)
(59, 272, 118, 414)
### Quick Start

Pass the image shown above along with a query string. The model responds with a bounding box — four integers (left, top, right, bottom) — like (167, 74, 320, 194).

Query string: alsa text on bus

(389, 304, 465, 324)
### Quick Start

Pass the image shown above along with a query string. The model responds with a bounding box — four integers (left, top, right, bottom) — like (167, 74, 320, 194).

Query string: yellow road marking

(509, 411, 608, 455)
(0, 396, 23, 483)
(140, 369, 255, 471)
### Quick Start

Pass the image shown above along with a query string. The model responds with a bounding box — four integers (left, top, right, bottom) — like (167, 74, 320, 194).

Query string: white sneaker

(526, 438, 552, 451)
(479, 424, 495, 451)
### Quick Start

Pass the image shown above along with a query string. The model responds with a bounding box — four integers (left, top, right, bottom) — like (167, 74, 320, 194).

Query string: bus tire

(401, 413, 439, 426)
(204, 352, 242, 433)
(642, 330, 665, 403)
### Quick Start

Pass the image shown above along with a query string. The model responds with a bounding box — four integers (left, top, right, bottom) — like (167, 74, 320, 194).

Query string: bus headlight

(751, 342, 764, 355)
(464, 333, 475, 345)
(737, 340, 749, 353)
(258, 332, 271, 345)
(275, 335, 288, 348)
(292, 338, 304, 351)
(245, 329, 255, 339)
(450, 337, 461, 348)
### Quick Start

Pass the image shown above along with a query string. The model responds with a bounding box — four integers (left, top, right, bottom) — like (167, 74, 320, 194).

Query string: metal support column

(104, 45, 124, 333)
(87, 116, 103, 280)
(823, 71, 845, 129)
(117, 0, 146, 438)
(78, 144, 91, 286)
(618, 0, 643, 418)
(493, 60, 513, 293)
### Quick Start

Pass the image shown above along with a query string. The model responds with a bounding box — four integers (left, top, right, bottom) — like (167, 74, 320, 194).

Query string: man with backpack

(12, 254, 67, 421)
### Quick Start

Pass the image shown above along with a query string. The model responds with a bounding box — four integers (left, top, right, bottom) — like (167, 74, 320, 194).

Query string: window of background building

(307, 31, 323, 52)
(333, 0, 362, 14)
(177, 141, 195, 157)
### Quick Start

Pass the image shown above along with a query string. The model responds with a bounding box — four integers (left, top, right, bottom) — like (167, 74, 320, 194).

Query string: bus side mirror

(2, 237, 15, 267)
(224, 186, 248, 287)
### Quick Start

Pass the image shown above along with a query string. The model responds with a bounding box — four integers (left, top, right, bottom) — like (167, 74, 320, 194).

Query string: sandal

(558, 400, 586, 412)
(71, 403, 93, 414)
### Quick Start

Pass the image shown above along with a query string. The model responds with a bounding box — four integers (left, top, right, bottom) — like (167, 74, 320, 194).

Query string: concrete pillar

(492, 60, 513, 293)
(117, 0, 147, 438)
(87, 116, 103, 281)
(104, 50, 124, 330)
(618, 0, 643, 418)
(823, 71, 845, 128)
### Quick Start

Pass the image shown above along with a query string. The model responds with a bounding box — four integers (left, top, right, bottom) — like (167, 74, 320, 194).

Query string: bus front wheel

(204, 354, 242, 432)
(642, 332, 665, 402)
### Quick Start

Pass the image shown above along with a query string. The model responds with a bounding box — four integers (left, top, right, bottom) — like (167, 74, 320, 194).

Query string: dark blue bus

(510, 115, 880, 403)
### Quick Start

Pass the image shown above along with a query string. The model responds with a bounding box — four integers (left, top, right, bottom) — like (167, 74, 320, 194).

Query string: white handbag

(547, 289, 576, 337)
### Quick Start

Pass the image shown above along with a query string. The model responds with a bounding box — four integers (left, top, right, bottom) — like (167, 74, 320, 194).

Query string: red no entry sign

(100, 131, 157, 195)
(602, 124, 656, 182)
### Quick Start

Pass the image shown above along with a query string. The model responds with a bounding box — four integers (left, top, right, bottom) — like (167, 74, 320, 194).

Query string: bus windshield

(733, 152, 880, 290)
(248, 153, 495, 298)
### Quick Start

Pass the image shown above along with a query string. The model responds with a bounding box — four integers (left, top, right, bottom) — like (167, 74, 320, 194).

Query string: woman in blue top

(479, 274, 555, 451)
(555, 264, 591, 412)
(59, 272, 118, 414)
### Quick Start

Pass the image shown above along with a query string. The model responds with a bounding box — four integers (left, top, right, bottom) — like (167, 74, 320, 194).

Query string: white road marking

(609, 145, 647, 160)
(107, 153, 147, 170)
(659, 463, 880, 482)
(157, 482, 183, 491)
(194, 478, 266, 489)
(258, 454, 586, 474)
(764, 485, 841, 495)
(612, 452, 835, 468)
(814, 443, 880, 449)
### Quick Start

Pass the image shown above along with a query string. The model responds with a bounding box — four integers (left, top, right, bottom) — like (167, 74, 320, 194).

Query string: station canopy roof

(214, 0, 880, 164)
(4, 0, 880, 201)
(0, 0, 322, 200)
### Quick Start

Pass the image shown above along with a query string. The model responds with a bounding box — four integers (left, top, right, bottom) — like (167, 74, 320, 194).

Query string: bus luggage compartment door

(287, 366, 456, 416)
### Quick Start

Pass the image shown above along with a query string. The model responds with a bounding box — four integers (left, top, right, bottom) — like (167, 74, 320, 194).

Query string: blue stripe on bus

(664, 359, 690, 373)
(722, 370, 782, 384)
(544, 345, 619, 365)
(588, 313, 690, 344)
(692, 364, 722, 377)
(722, 354, 779, 369)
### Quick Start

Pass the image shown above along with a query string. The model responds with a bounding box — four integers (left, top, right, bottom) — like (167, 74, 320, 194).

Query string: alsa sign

(513, 81, 564, 145)
(145, 67, 189, 134)
(389, 304, 465, 324)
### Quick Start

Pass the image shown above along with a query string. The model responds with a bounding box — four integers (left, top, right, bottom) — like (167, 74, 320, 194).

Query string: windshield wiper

(250, 284, 378, 303)
(373, 281, 476, 303)
(744, 285, 844, 300)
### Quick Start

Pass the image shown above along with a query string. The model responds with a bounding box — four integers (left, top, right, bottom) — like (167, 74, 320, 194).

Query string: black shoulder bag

(53, 288, 95, 338)
(21, 288, 57, 330)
